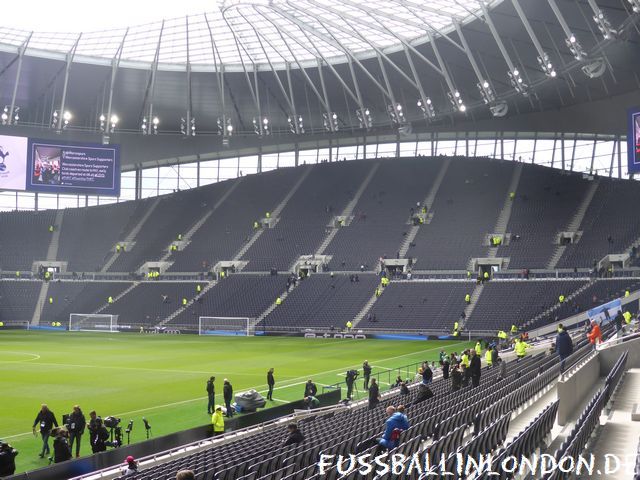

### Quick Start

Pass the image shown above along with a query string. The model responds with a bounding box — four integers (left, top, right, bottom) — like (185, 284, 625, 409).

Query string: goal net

(199, 316, 252, 336)
(69, 314, 119, 332)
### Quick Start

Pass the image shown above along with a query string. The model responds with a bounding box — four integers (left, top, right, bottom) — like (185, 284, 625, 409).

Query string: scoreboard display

(0, 135, 120, 196)
(629, 107, 640, 174)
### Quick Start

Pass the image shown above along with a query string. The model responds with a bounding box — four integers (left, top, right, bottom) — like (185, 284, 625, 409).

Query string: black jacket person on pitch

(223, 379, 234, 417)
(267, 369, 275, 401)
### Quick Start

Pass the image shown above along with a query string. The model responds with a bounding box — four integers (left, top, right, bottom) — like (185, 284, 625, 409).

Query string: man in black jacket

(91, 418, 109, 453)
(67, 405, 86, 458)
(556, 325, 574, 373)
(450, 365, 462, 392)
(267, 369, 275, 401)
(362, 361, 372, 390)
(206, 377, 215, 414)
(0, 442, 18, 477)
(282, 423, 304, 447)
(32, 404, 58, 458)
(87, 411, 99, 449)
(368, 378, 380, 409)
(303, 379, 317, 398)
(223, 379, 234, 417)
(469, 350, 481, 388)
(52, 427, 72, 463)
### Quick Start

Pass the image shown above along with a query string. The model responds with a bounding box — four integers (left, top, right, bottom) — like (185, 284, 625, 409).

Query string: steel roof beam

(57, 33, 82, 131)
(9, 32, 32, 126)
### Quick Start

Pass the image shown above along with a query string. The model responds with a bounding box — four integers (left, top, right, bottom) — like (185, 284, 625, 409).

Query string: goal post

(69, 314, 119, 332)
(198, 316, 253, 336)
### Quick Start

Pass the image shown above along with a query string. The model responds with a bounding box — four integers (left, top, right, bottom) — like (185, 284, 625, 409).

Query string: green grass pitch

(0, 331, 472, 474)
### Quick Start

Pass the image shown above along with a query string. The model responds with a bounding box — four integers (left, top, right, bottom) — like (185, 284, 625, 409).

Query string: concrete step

(31, 282, 50, 326)
(46, 209, 65, 261)
(250, 282, 298, 331)
(351, 292, 381, 328)
(158, 280, 218, 327)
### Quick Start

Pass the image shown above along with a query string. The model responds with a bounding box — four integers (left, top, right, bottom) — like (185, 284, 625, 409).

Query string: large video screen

(0, 134, 28, 191)
(628, 107, 640, 174)
(26, 139, 120, 196)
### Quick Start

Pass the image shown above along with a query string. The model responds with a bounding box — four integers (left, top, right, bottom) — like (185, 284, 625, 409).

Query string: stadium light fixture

(565, 34, 587, 61)
(592, 9, 616, 39)
(52, 110, 72, 130)
(322, 112, 338, 132)
(581, 58, 607, 78)
(417, 97, 435, 120)
(507, 68, 528, 96)
(2, 106, 19, 125)
(447, 91, 466, 113)
(252, 117, 270, 136)
(141, 116, 159, 135)
(110, 114, 119, 130)
(287, 115, 304, 134)
(355, 107, 372, 129)
(386, 104, 405, 125)
(489, 100, 509, 117)
(537, 52, 557, 78)
(477, 80, 496, 105)
(629, 0, 640, 13)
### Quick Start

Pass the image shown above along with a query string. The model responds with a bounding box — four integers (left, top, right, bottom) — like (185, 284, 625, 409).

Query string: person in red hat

(122, 455, 138, 477)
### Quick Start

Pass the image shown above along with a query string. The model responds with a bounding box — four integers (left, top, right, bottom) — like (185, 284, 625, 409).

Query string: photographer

(91, 418, 109, 453)
(52, 427, 72, 464)
(67, 405, 86, 458)
(0, 442, 18, 477)
(362, 361, 372, 390)
(345, 369, 358, 400)
(32, 404, 58, 459)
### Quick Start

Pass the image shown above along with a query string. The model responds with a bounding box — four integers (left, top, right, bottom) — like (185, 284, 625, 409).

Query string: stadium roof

(0, 0, 492, 69)
(0, 0, 638, 138)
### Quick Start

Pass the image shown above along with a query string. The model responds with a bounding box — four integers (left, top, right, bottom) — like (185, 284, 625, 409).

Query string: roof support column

(57, 34, 81, 131)
(9, 33, 32, 126)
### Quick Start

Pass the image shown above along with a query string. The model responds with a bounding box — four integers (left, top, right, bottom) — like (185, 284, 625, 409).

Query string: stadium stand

(107, 186, 223, 272)
(258, 273, 379, 329)
(406, 157, 513, 269)
(496, 165, 589, 269)
(40, 281, 134, 325)
(358, 280, 470, 331)
(0, 281, 41, 322)
(102, 282, 200, 325)
(466, 280, 587, 331)
(325, 157, 441, 270)
(57, 202, 141, 272)
(167, 168, 302, 272)
(558, 178, 640, 268)
(0, 210, 57, 271)
(168, 274, 286, 327)
(241, 162, 371, 271)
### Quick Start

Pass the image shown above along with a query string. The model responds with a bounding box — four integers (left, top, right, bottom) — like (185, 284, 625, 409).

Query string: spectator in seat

(176, 470, 195, 480)
(421, 363, 433, 384)
(377, 406, 409, 451)
(283, 423, 304, 447)
(52, 427, 72, 464)
(122, 455, 138, 477)
(442, 357, 450, 379)
(400, 382, 410, 396)
(304, 396, 319, 409)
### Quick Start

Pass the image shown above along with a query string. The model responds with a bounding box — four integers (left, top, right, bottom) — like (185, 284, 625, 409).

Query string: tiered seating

(57, 201, 140, 272)
(108, 185, 227, 272)
(0, 281, 41, 321)
(358, 281, 470, 330)
(496, 165, 589, 269)
(40, 281, 133, 324)
(325, 158, 441, 270)
(259, 274, 379, 329)
(0, 209, 57, 270)
(168, 168, 302, 272)
(242, 162, 370, 271)
(103, 282, 200, 325)
(407, 157, 513, 269)
(467, 280, 587, 331)
(558, 179, 640, 268)
(168, 274, 286, 327)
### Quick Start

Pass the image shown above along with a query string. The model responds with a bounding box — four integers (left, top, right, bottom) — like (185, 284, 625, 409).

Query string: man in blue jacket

(378, 406, 410, 450)
(556, 324, 573, 373)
